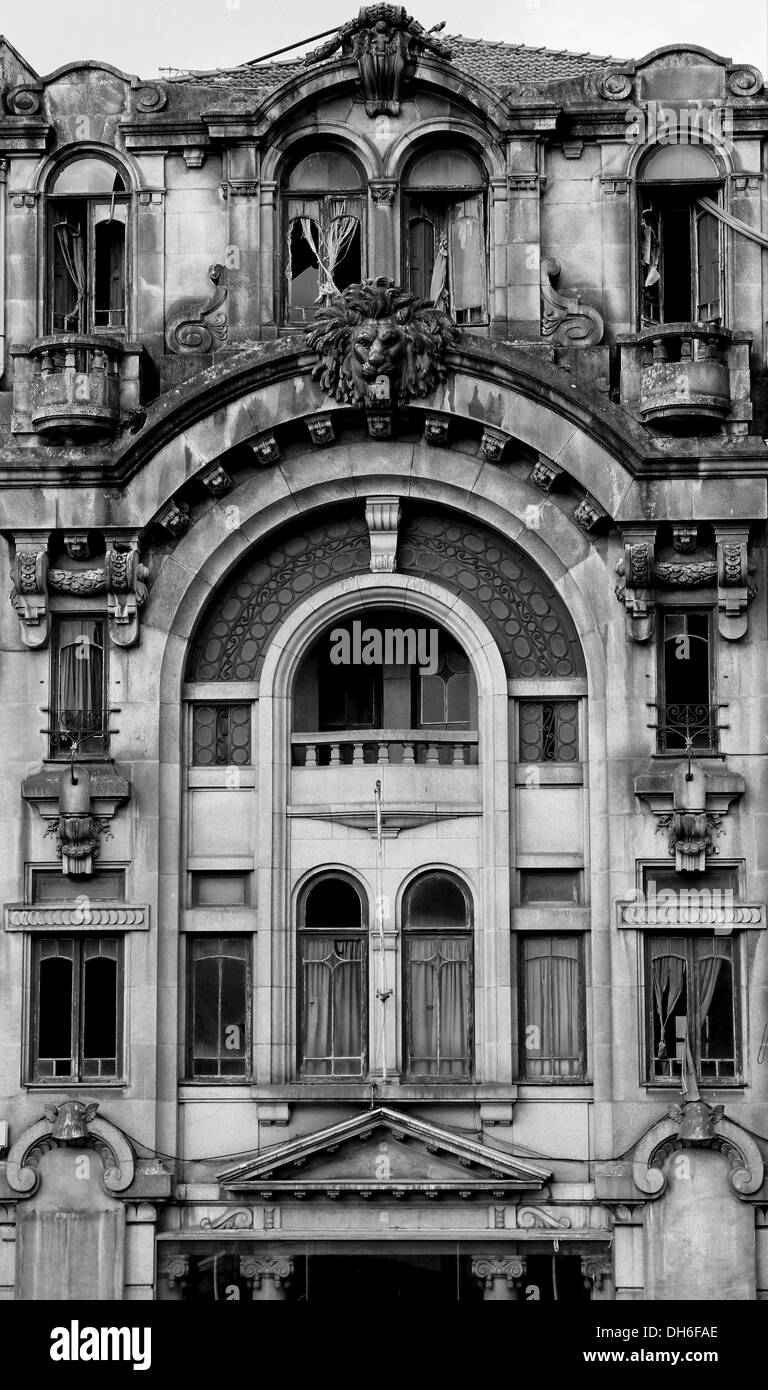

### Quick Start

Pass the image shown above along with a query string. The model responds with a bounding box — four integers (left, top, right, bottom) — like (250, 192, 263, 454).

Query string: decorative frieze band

(5, 904, 149, 931)
(617, 901, 765, 929)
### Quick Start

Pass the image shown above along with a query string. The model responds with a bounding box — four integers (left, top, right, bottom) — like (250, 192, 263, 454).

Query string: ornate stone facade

(0, 9, 767, 1307)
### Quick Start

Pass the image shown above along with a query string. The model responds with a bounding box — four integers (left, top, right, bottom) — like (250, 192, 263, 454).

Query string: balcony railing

(292, 729, 479, 768)
(617, 324, 752, 435)
(11, 334, 143, 439)
(46, 708, 111, 760)
(646, 702, 727, 756)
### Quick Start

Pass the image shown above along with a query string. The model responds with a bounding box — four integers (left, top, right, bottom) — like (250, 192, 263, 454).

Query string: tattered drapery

(696, 195, 768, 249)
(54, 221, 86, 329)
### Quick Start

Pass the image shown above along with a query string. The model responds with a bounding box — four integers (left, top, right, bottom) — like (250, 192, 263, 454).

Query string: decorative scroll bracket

(540, 256, 604, 348)
(365, 496, 402, 573)
(615, 527, 656, 642)
(714, 525, 753, 641)
(10, 537, 49, 648)
(165, 263, 228, 355)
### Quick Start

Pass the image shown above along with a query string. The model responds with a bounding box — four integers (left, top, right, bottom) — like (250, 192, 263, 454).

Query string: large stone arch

(142, 461, 614, 1157)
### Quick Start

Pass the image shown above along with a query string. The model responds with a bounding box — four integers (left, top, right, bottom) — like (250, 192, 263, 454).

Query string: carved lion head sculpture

(306, 276, 459, 409)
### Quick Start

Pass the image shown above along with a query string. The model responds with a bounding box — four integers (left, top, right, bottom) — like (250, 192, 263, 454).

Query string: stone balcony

(617, 324, 753, 434)
(11, 334, 143, 439)
(290, 729, 480, 815)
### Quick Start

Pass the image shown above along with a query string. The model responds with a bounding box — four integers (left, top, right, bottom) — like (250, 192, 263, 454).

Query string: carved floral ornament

(615, 524, 755, 642)
(9, 533, 149, 649)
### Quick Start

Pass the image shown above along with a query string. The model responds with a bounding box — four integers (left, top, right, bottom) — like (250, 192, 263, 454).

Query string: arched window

(292, 610, 478, 764)
(404, 148, 487, 324)
(298, 875, 367, 1077)
(637, 143, 723, 327)
(403, 872, 472, 1079)
(284, 150, 364, 323)
(47, 156, 129, 334)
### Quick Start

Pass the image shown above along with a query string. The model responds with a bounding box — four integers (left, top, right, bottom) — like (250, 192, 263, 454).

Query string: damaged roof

(169, 32, 625, 97)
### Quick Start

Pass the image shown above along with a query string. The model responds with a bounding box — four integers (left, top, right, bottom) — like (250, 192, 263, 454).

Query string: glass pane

(519, 701, 579, 763)
(640, 144, 720, 182)
(192, 954, 221, 1072)
(287, 151, 362, 191)
(94, 220, 126, 329)
(192, 873, 249, 908)
(406, 875, 467, 931)
(82, 953, 118, 1074)
(220, 951, 247, 1075)
(420, 673, 446, 726)
(38, 950, 74, 1076)
(192, 705, 251, 767)
(408, 216, 435, 301)
(520, 871, 580, 905)
(287, 219, 320, 318)
(661, 611, 711, 752)
(696, 209, 721, 321)
(305, 879, 362, 930)
(50, 159, 127, 195)
(33, 869, 124, 902)
(407, 151, 484, 188)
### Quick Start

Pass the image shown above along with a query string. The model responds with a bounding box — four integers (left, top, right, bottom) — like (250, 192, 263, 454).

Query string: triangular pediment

(218, 1107, 550, 1198)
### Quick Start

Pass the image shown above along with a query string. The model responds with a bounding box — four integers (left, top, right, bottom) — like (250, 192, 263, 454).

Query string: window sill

(24, 1080, 127, 1090)
(644, 1081, 744, 1091)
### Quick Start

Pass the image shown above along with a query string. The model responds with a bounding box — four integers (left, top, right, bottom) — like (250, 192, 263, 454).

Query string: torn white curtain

(299, 202, 358, 300)
(696, 196, 768, 249)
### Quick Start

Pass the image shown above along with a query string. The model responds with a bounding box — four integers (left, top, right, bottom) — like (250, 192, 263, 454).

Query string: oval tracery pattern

(397, 513, 583, 678)
(187, 510, 584, 681)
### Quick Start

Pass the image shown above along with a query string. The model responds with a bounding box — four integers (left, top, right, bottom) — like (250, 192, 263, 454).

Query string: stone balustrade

(617, 323, 752, 434)
(292, 729, 479, 768)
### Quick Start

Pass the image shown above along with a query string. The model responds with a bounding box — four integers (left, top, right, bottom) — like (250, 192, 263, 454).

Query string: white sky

(2, 0, 766, 78)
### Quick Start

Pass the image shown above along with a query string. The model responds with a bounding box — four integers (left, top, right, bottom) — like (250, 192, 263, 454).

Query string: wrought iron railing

(646, 702, 727, 755)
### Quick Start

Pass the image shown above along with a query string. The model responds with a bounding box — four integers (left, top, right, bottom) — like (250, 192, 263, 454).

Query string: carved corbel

(54, 764, 101, 876)
(614, 528, 656, 642)
(105, 542, 150, 649)
(424, 415, 450, 446)
(247, 434, 281, 465)
(157, 501, 191, 537)
(582, 1255, 613, 1292)
(540, 256, 604, 347)
(573, 497, 607, 533)
(165, 263, 228, 354)
(480, 427, 509, 463)
(530, 458, 563, 492)
(10, 538, 50, 648)
(635, 762, 744, 875)
(306, 415, 336, 447)
(200, 464, 232, 498)
(365, 496, 402, 574)
(714, 526, 753, 641)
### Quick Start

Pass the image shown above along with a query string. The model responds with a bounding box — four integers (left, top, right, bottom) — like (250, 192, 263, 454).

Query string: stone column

(472, 1256, 525, 1300)
(225, 145, 260, 347)
(240, 1255, 293, 1301)
(369, 182, 398, 282)
(259, 181, 278, 335)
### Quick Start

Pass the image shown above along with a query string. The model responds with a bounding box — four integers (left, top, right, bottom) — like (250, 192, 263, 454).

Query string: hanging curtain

(54, 221, 87, 329)
(429, 231, 449, 308)
(697, 954, 724, 1070)
(57, 620, 103, 733)
(448, 197, 485, 318)
(408, 936, 468, 1077)
(301, 936, 361, 1075)
(524, 941, 580, 1077)
(651, 953, 686, 1060)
